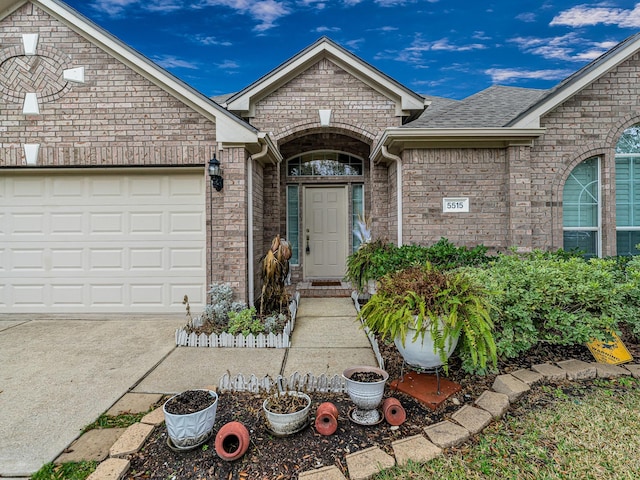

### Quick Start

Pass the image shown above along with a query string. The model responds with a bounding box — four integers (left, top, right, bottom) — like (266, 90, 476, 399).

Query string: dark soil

(164, 390, 217, 415)
(126, 333, 640, 480)
(263, 392, 309, 414)
(349, 371, 385, 383)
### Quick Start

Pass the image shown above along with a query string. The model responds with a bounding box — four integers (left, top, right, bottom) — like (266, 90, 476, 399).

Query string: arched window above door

(287, 151, 363, 176)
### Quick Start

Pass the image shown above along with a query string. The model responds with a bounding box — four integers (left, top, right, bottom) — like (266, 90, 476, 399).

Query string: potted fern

(358, 264, 497, 374)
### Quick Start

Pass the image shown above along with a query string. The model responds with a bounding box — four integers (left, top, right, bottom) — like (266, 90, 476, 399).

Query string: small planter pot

(343, 366, 388, 425)
(315, 402, 339, 436)
(382, 397, 406, 426)
(215, 421, 250, 461)
(263, 391, 311, 436)
(163, 389, 218, 450)
(343, 366, 388, 411)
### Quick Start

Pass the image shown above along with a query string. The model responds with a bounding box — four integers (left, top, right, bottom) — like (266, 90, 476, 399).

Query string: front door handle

(306, 234, 310, 254)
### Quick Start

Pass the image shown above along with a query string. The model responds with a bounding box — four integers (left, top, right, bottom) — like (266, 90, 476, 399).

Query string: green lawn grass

(375, 377, 640, 480)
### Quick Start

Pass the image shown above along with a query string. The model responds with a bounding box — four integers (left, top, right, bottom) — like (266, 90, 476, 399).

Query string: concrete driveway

(0, 314, 184, 477)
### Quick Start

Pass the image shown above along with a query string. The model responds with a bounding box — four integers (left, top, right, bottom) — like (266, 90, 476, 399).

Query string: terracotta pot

(315, 402, 338, 436)
(382, 397, 406, 426)
(214, 421, 250, 461)
(317, 402, 339, 420)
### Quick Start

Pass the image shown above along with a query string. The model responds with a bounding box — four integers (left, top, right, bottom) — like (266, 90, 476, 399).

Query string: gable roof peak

(224, 37, 426, 117)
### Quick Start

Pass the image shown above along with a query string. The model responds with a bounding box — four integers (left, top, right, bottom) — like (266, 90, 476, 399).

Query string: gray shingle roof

(406, 85, 548, 128)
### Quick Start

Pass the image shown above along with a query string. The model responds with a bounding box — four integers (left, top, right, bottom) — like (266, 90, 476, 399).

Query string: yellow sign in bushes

(587, 331, 633, 365)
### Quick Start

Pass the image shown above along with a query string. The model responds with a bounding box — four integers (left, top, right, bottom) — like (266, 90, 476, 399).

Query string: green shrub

(227, 307, 263, 337)
(345, 238, 490, 292)
(464, 252, 629, 360)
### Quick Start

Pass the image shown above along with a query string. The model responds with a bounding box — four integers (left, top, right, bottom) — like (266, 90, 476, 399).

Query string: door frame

(302, 184, 349, 280)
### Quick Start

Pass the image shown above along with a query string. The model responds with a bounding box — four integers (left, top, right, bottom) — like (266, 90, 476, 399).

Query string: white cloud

(154, 55, 199, 69)
(485, 67, 573, 83)
(191, 34, 233, 46)
(510, 33, 616, 62)
(146, 0, 184, 12)
(516, 12, 536, 23)
(315, 26, 341, 33)
(409, 37, 487, 54)
(216, 60, 240, 70)
(197, 0, 291, 31)
(90, 0, 139, 16)
(551, 3, 640, 28)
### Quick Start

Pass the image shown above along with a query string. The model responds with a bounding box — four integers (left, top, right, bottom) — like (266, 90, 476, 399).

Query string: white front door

(303, 186, 348, 279)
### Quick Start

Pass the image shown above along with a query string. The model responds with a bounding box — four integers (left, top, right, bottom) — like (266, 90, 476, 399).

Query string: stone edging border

(85, 360, 640, 480)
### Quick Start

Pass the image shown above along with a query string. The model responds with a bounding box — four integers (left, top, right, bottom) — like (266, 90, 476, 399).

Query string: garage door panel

(171, 284, 204, 306)
(90, 213, 125, 234)
(170, 248, 204, 270)
(130, 248, 163, 270)
(130, 212, 163, 234)
(51, 249, 84, 270)
(51, 213, 84, 235)
(1, 172, 206, 313)
(52, 177, 84, 197)
(90, 249, 124, 270)
(51, 284, 85, 305)
(131, 284, 165, 306)
(12, 213, 45, 234)
(12, 249, 46, 271)
(12, 285, 46, 306)
(170, 212, 204, 233)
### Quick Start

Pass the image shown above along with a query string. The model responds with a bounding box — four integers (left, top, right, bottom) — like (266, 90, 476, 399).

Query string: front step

(296, 281, 352, 298)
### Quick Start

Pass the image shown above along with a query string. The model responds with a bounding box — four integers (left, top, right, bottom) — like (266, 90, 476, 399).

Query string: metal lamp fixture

(208, 154, 223, 192)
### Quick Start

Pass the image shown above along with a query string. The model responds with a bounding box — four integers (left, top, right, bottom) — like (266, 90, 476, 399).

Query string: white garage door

(0, 170, 206, 313)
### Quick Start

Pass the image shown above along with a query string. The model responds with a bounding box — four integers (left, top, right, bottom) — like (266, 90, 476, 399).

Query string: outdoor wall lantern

(208, 155, 223, 192)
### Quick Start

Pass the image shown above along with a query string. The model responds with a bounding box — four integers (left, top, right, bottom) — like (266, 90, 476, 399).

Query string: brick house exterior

(2, 0, 640, 313)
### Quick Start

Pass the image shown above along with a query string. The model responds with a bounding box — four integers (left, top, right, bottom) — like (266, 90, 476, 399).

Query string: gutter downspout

(248, 142, 269, 305)
(381, 146, 403, 246)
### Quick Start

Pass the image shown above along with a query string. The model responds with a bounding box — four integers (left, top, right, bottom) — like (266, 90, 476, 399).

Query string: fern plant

(359, 264, 497, 374)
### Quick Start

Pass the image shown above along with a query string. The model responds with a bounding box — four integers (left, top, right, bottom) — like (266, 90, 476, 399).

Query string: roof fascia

(0, 0, 27, 20)
(28, 0, 259, 145)
(509, 34, 640, 128)
(371, 127, 546, 163)
(225, 38, 427, 117)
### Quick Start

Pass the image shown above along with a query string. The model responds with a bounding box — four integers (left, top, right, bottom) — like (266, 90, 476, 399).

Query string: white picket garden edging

(175, 292, 300, 348)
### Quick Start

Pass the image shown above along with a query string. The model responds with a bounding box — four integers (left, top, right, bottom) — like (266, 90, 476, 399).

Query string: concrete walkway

(0, 297, 376, 477)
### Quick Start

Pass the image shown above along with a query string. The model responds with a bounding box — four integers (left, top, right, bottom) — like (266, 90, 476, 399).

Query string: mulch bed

(125, 335, 640, 480)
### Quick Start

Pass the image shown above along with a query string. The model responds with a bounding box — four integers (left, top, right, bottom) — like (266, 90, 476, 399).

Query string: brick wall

(401, 148, 509, 251)
(0, 3, 216, 168)
(531, 51, 640, 255)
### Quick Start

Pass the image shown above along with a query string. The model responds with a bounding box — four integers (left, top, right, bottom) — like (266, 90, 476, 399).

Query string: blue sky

(62, 1, 640, 100)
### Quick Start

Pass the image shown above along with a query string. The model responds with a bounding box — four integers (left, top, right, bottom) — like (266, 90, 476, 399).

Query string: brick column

(507, 145, 533, 252)
(209, 146, 249, 303)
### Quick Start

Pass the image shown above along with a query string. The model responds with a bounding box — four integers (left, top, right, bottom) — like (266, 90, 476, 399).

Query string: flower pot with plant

(262, 390, 311, 436)
(358, 264, 497, 374)
(163, 389, 219, 450)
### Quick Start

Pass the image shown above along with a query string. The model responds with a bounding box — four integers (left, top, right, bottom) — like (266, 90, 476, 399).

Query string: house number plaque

(442, 197, 469, 213)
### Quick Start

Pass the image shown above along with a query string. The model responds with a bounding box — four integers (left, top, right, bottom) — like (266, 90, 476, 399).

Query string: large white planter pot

(263, 391, 311, 436)
(394, 324, 459, 370)
(163, 389, 219, 450)
(342, 366, 388, 411)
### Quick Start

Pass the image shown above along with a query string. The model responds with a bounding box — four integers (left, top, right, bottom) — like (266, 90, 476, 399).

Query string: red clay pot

(315, 402, 339, 436)
(382, 397, 406, 426)
(214, 421, 250, 461)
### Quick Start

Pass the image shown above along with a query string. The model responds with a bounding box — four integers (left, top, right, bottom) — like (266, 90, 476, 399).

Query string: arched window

(287, 151, 363, 176)
(563, 157, 600, 257)
(616, 125, 640, 256)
